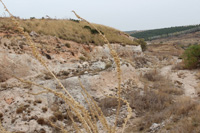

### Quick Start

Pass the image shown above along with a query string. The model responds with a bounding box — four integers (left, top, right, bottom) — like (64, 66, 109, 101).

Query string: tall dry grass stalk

(0, 0, 132, 132)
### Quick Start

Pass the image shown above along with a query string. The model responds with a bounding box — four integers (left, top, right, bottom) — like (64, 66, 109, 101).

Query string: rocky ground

(0, 30, 199, 133)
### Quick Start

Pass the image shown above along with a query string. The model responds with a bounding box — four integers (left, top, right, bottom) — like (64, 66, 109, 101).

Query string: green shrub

(136, 39, 147, 51)
(182, 44, 200, 69)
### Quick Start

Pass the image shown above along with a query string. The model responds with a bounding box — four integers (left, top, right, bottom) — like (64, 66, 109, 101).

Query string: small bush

(182, 44, 200, 69)
(136, 38, 147, 51)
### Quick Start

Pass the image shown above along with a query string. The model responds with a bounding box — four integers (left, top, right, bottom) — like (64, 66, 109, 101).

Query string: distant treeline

(130, 24, 200, 40)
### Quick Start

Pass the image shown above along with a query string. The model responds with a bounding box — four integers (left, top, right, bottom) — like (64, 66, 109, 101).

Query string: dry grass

(0, 17, 138, 46)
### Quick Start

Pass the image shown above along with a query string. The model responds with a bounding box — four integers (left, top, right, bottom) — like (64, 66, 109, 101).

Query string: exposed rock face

(0, 33, 142, 132)
(91, 44, 142, 60)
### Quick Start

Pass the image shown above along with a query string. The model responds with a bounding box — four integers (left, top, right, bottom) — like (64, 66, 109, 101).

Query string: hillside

(1, 23, 200, 132)
(0, 17, 138, 46)
(128, 24, 200, 40)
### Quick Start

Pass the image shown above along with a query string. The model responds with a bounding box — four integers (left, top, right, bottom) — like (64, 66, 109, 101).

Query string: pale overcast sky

(0, 0, 200, 31)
